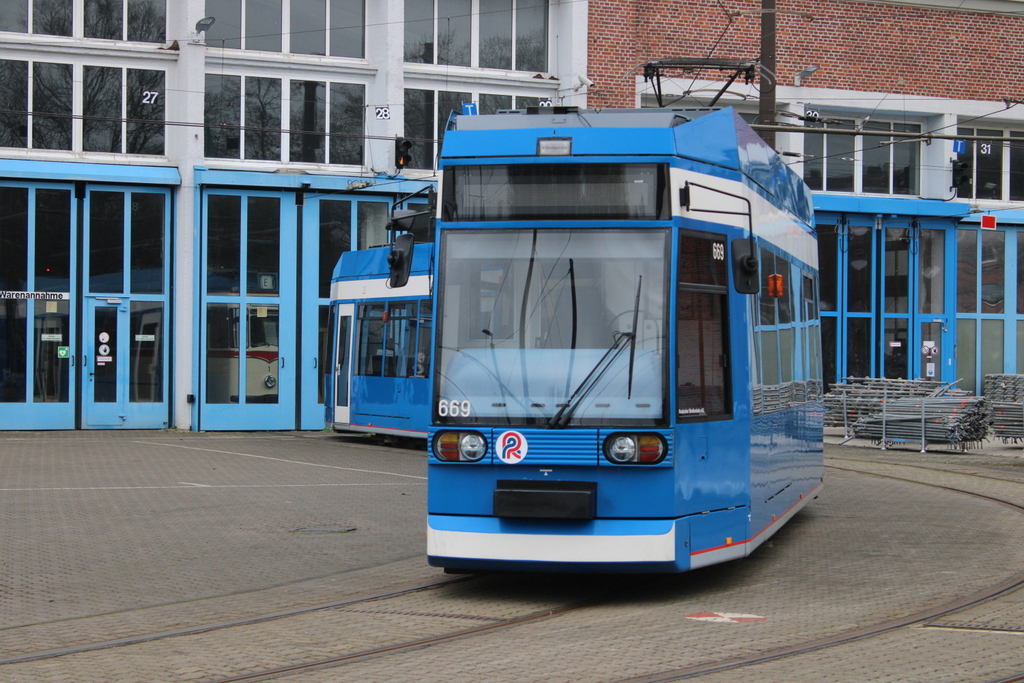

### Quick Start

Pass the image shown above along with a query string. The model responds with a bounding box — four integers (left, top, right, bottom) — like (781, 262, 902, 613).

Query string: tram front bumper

(426, 514, 686, 570)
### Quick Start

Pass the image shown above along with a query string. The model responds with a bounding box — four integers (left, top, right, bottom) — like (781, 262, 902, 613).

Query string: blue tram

(325, 244, 433, 439)
(391, 106, 824, 573)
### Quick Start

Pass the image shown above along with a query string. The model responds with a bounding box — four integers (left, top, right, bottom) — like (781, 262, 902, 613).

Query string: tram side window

(803, 271, 824, 398)
(355, 300, 431, 379)
(757, 247, 781, 387)
(386, 301, 418, 378)
(416, 300, 432, 378)
(356, 303, 384, 375)
(676, 234, 730, 420)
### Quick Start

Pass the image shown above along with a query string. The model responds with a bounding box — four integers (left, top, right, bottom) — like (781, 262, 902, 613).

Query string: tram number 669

(438, 399, 472, 417)
(711, 242, 725, 260)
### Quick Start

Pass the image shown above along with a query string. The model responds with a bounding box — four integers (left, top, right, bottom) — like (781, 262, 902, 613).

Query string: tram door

(331, 303, 353, 425)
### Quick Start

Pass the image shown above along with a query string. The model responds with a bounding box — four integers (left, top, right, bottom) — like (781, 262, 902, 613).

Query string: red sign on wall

(981, 214, 997, 229)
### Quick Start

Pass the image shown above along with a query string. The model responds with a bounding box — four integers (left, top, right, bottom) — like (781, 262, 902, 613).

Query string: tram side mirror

(389, 209, 420, 234)
(731, 238, 759, 295)
(388, 232, 415, 288)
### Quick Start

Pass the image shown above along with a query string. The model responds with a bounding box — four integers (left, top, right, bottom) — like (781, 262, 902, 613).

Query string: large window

(404, 0, 547, 71)
(205, 74, 364, 165)
(204, 0, 364, 56)
(804, 115, 921, 196)
(0, 0, 165, 40)
(0, 0, 163, 40)
(0, 59, 164, 155)
(435, 228, 669, 427)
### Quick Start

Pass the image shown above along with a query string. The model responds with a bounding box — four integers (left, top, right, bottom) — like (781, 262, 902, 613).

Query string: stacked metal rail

(984, 374, 1024, 442)
(824, 377, 965, 431)
(850, 395, 991, 450)
(983, 373, 1024, 401)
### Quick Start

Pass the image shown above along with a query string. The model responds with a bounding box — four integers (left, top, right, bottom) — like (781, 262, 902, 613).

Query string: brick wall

(588, 0, 1020, 108)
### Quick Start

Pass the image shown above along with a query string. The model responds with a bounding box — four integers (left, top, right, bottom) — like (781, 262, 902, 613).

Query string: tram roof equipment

(443, 106, 813, 226)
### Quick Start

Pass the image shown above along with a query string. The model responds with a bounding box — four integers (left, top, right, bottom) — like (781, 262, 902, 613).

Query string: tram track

(0, 573, 473, 666)
(196, 574, 679, 683)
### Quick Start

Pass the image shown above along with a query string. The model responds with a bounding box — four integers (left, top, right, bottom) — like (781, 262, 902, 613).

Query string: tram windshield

(435, 228, 669, 427)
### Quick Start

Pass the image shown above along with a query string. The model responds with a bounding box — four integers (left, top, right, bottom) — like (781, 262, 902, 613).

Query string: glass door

(81, 187, 171, 429)
(880, 222, 912, 379)
(299, 196, 392, 430)
(842, 221, 877, 379)
(201, 192, 296, 430)
(0, 184, 75, 429)
(81, 297, 168, 429)
(83, 299, 126, 427)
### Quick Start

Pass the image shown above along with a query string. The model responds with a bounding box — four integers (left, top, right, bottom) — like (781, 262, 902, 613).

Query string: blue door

(0, 184, 76, 429)
(82, 299, 126, 427)
(200, 192, 297, 430)
(81, 297, 169, 429)
(300, 196, 393, 430)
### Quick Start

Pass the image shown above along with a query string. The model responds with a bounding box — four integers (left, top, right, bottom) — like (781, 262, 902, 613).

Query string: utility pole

(758, 0, 777, 150)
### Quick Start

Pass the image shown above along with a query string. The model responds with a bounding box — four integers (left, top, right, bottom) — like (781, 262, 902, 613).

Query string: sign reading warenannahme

(0, 291, 69, 300)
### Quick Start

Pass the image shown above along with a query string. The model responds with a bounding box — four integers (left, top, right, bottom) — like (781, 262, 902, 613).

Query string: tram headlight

(434, 431, 487, 462)
(606, 435, 637, 463)
(458, 433, 487, 461)
(603, 433, 666, 465)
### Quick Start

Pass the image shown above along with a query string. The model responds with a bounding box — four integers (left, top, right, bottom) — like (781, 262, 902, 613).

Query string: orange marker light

(768, 273, 784, 298)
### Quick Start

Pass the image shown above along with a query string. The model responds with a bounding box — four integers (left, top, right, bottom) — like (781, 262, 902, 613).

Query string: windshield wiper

(564, 258, 578, 398)
(518, 229, 538, 397)
(626, 276, 641, 400)
(546, 331, 633, 429)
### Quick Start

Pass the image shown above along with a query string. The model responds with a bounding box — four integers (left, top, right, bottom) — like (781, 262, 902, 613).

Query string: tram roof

(332, 243, 434, 283)
(443, 107, 813, 225)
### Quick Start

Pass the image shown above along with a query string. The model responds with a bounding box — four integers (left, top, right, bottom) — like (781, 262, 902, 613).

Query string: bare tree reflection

(127, 0, 164, 42)
(0, 0, 28, 32)
(83, 66, 122, 153)
(32, 62, 72, 150)
(245, 77, 281, 161)
(205, 74, 241, 158)
(291, 80, 325, 163)
(329, 83, 363, 165)
(85, 0, 122, 39)
(479, 34, 512, 70)
(0, 59, 28, 148)
(33, 0, 71, 36)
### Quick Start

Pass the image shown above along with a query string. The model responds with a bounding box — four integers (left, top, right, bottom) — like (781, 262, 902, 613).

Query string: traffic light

(951, 159, 971, 193)
(395, 138, 412, 170)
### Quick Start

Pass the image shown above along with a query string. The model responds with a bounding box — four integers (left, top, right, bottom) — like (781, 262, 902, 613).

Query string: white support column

(165, 0, 210, 430)
(552, 0, 589, 107)
(921, 113, 958, 200)
(365, 1, 406, 175)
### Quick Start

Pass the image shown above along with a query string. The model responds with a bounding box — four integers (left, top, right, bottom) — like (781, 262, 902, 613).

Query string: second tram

(326, 244, 433, 439)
